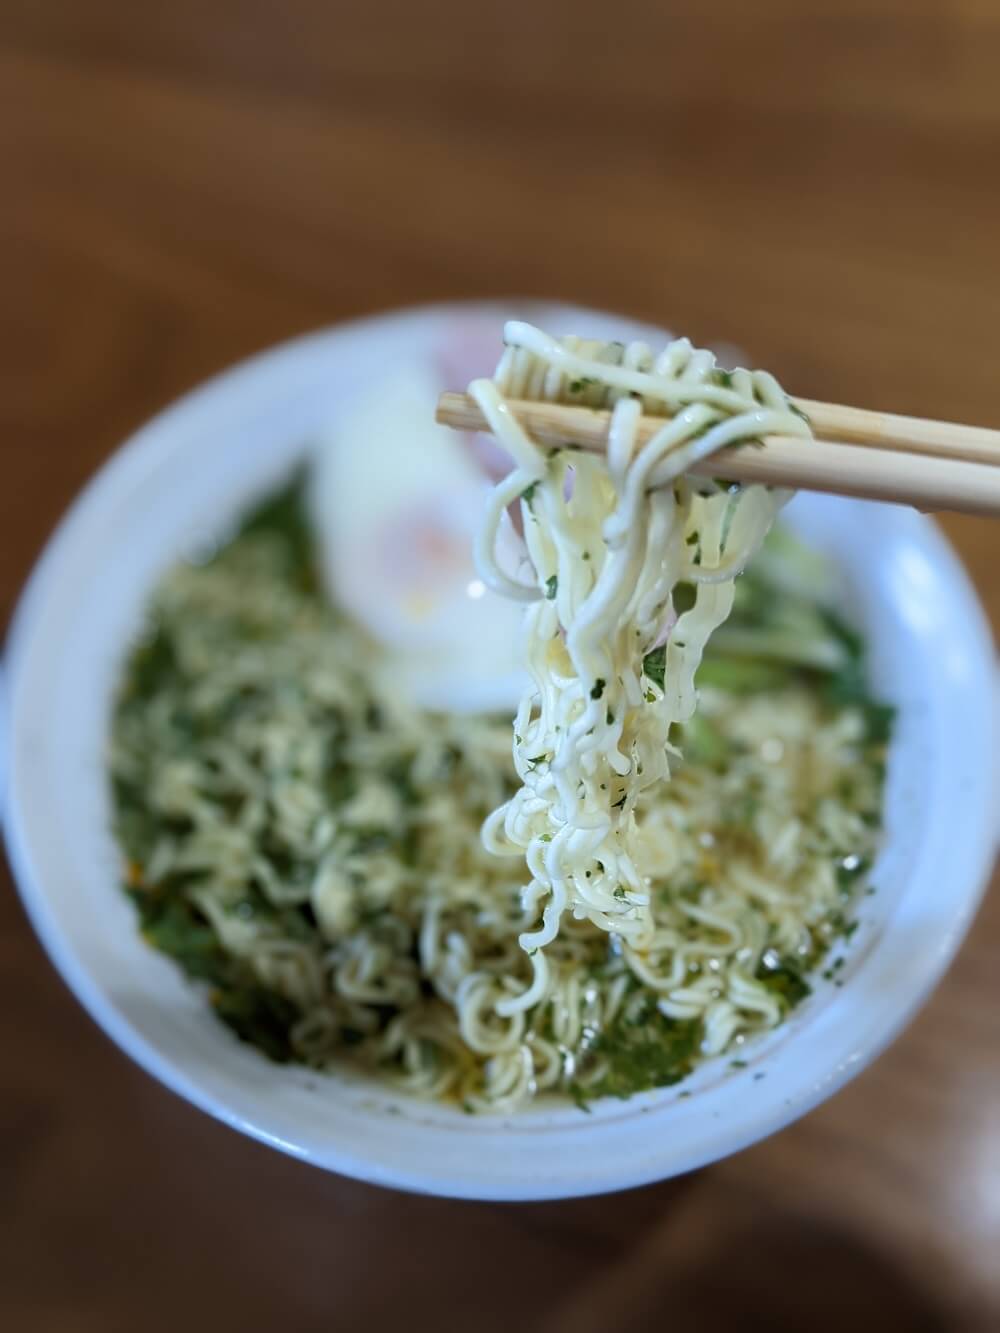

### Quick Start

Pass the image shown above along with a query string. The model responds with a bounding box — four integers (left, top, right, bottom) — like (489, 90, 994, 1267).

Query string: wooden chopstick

(794, 398, 1000, 467)
(435, 392, 1000, 517)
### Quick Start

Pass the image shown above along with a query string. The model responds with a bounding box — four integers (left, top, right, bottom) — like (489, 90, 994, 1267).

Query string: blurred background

(2, 2, 998, 1330)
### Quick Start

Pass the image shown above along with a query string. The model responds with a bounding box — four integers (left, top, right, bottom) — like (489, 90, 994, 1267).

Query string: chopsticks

(435, 392, 1000, 517)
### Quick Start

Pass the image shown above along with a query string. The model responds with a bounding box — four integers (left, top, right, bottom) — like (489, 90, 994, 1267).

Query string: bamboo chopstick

(793, 398, 1000, 467)
(435, 392, 1000, 517)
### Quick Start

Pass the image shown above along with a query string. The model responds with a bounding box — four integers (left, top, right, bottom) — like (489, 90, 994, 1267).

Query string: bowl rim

(3, 301, 998, 1200)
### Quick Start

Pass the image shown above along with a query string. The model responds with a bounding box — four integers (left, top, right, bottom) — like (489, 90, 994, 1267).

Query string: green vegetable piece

(643, 646, 666, 689)
(755, 955, 812, 1011)
(582, 1011, 702, 1103)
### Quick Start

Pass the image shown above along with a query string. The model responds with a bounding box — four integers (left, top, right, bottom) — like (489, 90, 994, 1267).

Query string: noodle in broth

(111, 327, 889, 1111)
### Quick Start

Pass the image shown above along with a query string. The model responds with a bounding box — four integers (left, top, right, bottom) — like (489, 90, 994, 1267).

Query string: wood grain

(1, 3, 998, 1330)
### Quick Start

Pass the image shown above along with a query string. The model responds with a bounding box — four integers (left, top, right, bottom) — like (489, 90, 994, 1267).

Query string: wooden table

(2, 4, 998, 1329)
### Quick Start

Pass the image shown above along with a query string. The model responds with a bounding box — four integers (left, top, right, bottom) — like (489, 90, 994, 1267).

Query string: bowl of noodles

(3, 302, 997, 1199)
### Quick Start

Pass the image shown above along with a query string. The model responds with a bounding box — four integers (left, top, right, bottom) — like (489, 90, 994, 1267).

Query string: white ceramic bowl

(3, 303, 997, 1200)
